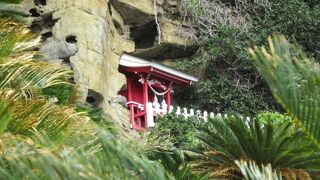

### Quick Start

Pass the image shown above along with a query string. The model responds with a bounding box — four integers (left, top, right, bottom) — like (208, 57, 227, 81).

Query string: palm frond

(250, 35, 320, 148)
(0, 101, 12, 134)
(0, 127, 174, 179)
(0, 18, 36, 58)
(5, 98, 81, 140)
(0, 3, 29, 22)
(235, 160, 282, 180)
(0, 0, 23, 4)
(187, 116, 320, 179)
(0, 60, 72, 99)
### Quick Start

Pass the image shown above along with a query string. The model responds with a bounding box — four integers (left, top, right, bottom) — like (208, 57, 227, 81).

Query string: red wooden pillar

(166, 86, 171, 111)
(143, 77, 149, 129)
(127, 77, 134, 128)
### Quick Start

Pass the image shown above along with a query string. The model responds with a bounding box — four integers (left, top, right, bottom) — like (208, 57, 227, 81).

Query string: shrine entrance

(118, 54, 198, 130)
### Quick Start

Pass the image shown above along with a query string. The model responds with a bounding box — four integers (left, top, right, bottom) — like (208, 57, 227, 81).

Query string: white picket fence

(146, 100, 252, 128)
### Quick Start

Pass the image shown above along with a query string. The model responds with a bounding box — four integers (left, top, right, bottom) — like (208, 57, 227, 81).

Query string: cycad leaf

(0, 101, 12, 134)
(235, 160, 282, 180)
(250, 35, 320, 148)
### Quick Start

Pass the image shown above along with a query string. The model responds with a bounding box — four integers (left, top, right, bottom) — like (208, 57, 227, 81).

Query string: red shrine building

(118, 54, 198, 130)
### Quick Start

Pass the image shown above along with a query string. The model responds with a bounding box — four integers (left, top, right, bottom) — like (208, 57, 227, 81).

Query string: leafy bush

(187, 116, 319, 179)
(149, 114, 204, 147)
(256, 112, 293, 127)
(176, 0, 320, 114)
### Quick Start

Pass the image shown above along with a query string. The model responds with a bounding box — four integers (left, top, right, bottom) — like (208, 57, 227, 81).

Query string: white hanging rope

(147, 80, 170, 96)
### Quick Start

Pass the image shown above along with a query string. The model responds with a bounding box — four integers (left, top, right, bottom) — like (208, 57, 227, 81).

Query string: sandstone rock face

(24, 0, 196, 129)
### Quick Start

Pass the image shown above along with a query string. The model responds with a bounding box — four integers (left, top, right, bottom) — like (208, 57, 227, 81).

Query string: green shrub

(176, 0, 320, 114)
(150, 113, 204, 147)
(256, 112, 293, 126)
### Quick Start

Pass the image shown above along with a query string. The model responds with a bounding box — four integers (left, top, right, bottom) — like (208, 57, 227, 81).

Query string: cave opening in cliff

(41, 32, 52, 41)
(130, 21, 157, 49)
(86, 89, 104, 107)
(34, 0, 46, 6)
(29, 8, 40, 17)
(113, 20, 124, 36)
(30, 14, 58, 33)
(66, 35, 77, 43)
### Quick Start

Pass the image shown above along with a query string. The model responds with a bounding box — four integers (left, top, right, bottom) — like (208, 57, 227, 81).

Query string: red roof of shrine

(118, 54, 198, 85)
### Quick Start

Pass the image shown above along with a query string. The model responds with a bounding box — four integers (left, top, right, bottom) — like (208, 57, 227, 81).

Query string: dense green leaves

(187, 116, 320, 178)
(0, 128, 173, 179)
(177, 0, 320, 114)
(0, 101, 12, 134)
(150, 114, 203, 147)
(251, 35, 320, 149)
(0, 0, 22, 4)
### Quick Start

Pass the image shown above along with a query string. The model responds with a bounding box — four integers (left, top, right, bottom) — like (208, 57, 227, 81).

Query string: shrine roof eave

(119, 65, 192, 85)
(119, 54, 199, 83)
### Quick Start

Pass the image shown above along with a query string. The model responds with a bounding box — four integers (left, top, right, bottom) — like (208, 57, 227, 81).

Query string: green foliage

(0, 0, 22, 4)
(150, 114, 204, 147)
(0, 101, 12, 134)
(0, 18, 35, 58)
(178, 80, 270, 115)
(187, 116, 320, 179)
(177, 0, 320, 114)
(256, 112, 293, 127)
(76, 103, 116, 133)
(0, 128, 173, 179)
(42, 83, 74, 104)
(252, 0, 320, 60)
(251, 35, 320, 149)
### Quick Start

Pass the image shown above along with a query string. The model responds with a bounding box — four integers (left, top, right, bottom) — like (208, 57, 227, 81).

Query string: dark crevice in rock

(108, 2, 112, 16)
(66, 35, 77, 43)
(29, 8, 40, 17)
(69, 77, 75, 84)
(30, 14, 58, 33)
(41, 31, 52, 41)
(110, 0, 153, 27)
(86, 89, 104, 107)
(113, 20, 123, 35)
(134, 44, 198, 60)
(34, 0, 46, 6)
(130, 21, 157, 49)
(62, 56, 71, 65)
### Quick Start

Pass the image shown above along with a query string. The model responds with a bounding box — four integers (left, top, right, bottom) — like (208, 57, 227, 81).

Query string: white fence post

(190, 109, 194, 116)
(183, 107, 188, 118)
(210, 112, 215, 118)
(176, 107, 181, 115)
(169, 105, 174, 113)
(149, 104, 252, 128)
(146, 102, 154, 128)
(203, 111, 208, 122)
(161, 100, 167, 114)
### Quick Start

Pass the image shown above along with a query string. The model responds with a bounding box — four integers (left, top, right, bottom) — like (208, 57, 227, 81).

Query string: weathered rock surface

(23, 0, 196, 129)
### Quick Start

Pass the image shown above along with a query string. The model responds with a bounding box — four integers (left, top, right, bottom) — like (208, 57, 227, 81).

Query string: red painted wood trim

(143, 77, 149, 129)
(127, 78, 134, 128)
(166, 87, 171, 111)
(119, 66, 192, 85)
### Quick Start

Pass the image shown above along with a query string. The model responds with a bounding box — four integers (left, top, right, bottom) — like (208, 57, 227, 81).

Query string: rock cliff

(22, 0, 196, 128)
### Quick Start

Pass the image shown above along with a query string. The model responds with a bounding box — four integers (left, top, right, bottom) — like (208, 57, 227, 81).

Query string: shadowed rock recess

(24, 0, 197, 128)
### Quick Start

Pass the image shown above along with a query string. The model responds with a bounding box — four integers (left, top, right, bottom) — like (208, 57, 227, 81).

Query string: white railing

(146, 103, 252, 128)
